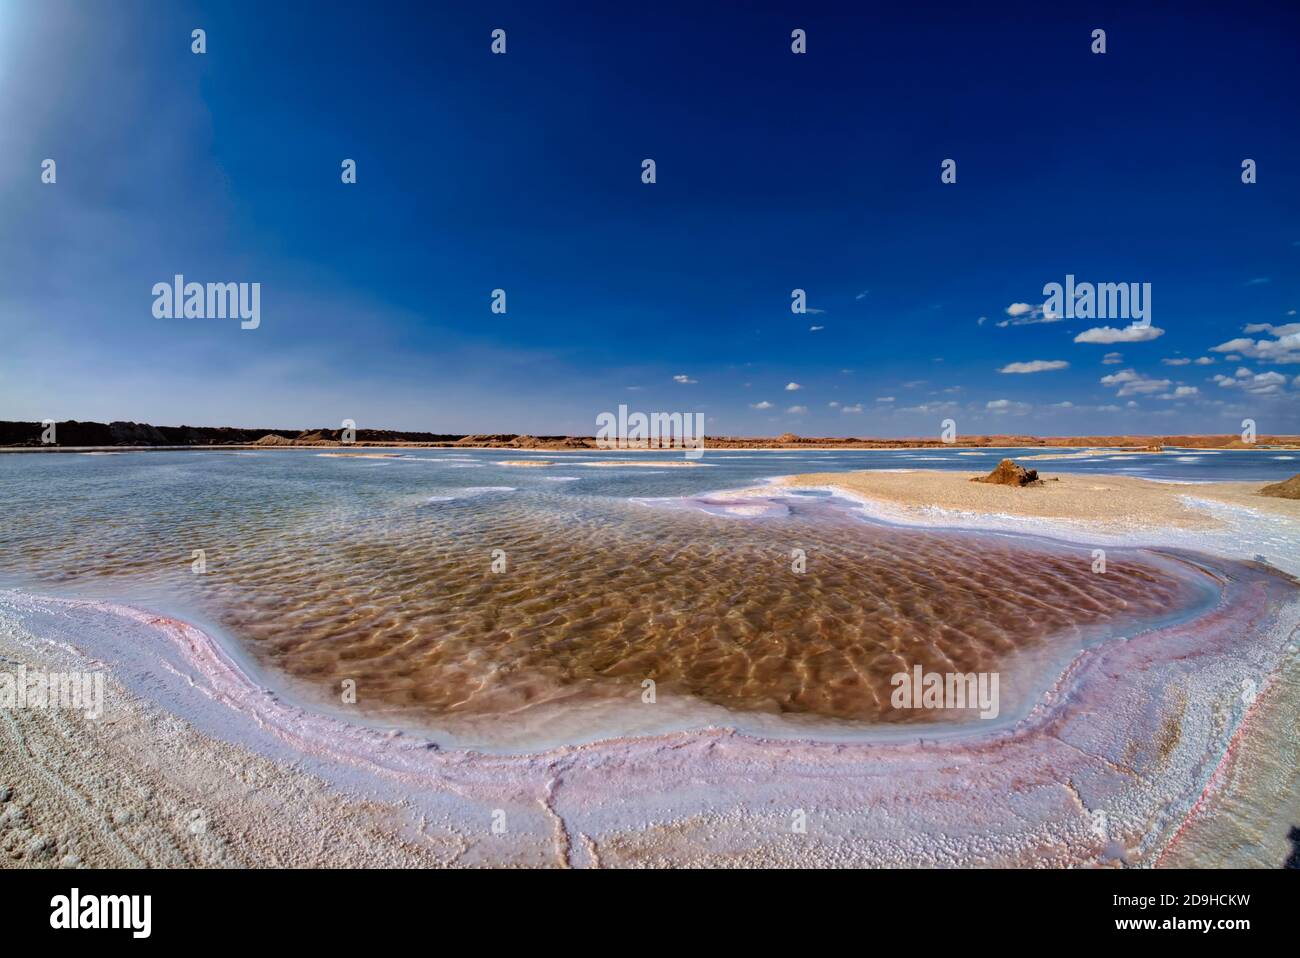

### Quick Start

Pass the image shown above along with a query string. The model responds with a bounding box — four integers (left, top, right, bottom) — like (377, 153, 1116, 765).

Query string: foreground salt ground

(1, 580, 1295, 868)
(1, 471, 1298, 868)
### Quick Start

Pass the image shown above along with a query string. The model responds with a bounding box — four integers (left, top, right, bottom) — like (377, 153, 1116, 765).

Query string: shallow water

(0, 447, 1290, 745)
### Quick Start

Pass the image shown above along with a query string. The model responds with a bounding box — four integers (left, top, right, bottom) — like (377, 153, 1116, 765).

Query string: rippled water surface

(0, 447, 1287, 744)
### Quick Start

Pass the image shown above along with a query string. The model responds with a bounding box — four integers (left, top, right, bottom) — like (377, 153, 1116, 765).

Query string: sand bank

(777, 468, 1300, 535)
(316, 452, 404, 459)
(579, 460, 706, 468)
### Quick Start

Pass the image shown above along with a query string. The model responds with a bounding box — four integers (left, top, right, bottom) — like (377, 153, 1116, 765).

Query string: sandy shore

(2, 470, 1298, 869)
(777, 468, 1300, 536)
(316, 452, 405, 459)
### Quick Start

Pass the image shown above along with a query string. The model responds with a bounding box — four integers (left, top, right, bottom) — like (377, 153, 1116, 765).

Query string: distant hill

(3, 420, 1298, 451)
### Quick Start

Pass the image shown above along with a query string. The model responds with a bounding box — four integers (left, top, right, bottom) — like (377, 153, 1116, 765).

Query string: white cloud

(1212, 369, 1290, 395)
(998, 302, 1062, 327)
(841, 404, 864, 414)
(998, 359, 1069, 374)
(1102, 351, 1123, 365)
(1099, 368, 1173, 397)
(809, 325, 824, 332)
(1210, 324, 1300, 364)
(900, 400, 959, 414)
(786, 405, 808, 414)
(1193, 356, 1215, 365)
(1157, 385, 1199, 399)
(673, 374, 697, 384)
(855, 290, 869, 300)
(1161, 357, 1191, 366)
(784, 382, 802, 391)
(986, 399, 1030, 413)
(1074, 324, 1165, 344)
(750, 401, 773, 410)
(875, 396, 895, 403)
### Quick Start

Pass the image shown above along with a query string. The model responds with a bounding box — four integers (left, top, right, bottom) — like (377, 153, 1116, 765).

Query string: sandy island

(777, 468, 1300, 535)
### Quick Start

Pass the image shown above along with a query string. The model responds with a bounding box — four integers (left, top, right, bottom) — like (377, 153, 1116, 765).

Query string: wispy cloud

(1074, 324, 1165, 344)
(1099, 368, 1172, 396)
(986, 399, 1030, 413)
(673, 374, 697, 384)
(997, 302, 1061, 327)
(1210, 324, 1300, 363)
(998, 359, 1068, 374)
(1212, 368, 1290, 395)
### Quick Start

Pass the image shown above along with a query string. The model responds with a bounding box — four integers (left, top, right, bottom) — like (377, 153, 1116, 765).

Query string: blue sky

(1, 0, 1297, 436)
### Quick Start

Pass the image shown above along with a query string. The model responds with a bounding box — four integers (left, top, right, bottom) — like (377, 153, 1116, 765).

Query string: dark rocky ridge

(3, 420, 1299, 450)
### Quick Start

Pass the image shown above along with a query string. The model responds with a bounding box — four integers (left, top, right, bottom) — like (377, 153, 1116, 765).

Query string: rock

(971, 459, 1044, 487)
(25, 834, 54, 861)
(1259, 473, 1300, 500)
(254, 433, 296, 445)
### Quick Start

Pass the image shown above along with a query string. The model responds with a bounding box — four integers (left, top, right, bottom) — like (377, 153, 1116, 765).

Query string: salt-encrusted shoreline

(2, 470, 1298, 868)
